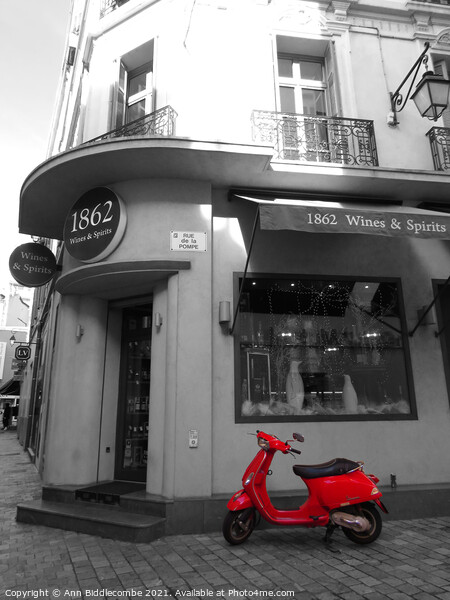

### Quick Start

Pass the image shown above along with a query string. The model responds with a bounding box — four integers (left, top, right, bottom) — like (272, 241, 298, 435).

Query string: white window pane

(127, 99, 146, 122)
(280, 86, 296, 113)
(278, 58, 293, 78)
(302, 89, 326, 116)
(128, 72, 147, 96)
(300, 61, 323, 81)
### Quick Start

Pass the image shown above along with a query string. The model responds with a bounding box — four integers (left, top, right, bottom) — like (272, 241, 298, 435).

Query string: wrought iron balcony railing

(415, 0, 450, 5)
(427, 127, 450, 171)
(252, 110, 378, 167)
(83, 105, 177, 146)
(100, 0, 131, 18)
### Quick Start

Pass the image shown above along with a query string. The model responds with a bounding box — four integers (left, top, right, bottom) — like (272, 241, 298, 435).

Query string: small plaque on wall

(170, 231, 207, 252)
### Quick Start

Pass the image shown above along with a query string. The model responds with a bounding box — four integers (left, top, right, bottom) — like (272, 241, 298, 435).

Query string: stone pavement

(1, 429, 450, 600)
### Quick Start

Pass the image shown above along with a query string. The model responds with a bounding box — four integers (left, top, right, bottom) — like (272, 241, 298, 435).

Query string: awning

(0, 378, 20, 397)
(238, 195, 450, 239)
(229, 194, 450, 335)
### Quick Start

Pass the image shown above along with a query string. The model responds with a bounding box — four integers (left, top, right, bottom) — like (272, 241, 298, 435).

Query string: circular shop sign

(63, 187, 127, 263)
(9, 243, 57, 287)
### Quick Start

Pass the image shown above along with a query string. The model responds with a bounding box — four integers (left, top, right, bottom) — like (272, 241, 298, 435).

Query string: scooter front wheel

(223, 509, 256, 545)
(342, 502, 382, 545)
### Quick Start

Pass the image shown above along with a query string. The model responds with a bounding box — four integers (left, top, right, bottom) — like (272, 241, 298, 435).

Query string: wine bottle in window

(342, 374, 358, 413)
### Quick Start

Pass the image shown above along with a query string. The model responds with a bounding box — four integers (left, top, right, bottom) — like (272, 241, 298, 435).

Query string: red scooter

(223, 430, 387, 546)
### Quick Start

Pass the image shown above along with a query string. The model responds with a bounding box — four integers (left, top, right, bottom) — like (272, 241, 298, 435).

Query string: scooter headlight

(258, 437, 270, 450)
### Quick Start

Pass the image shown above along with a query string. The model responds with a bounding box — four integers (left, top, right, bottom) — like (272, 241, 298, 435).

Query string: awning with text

(237, 196, 450, 240)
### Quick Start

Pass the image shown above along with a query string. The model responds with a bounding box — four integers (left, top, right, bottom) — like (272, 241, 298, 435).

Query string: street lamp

(411, 71, 450, 121)
(388, 42, 450, 127)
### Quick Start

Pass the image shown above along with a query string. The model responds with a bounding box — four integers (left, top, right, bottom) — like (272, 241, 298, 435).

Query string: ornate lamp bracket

(388, 42, 430, 127)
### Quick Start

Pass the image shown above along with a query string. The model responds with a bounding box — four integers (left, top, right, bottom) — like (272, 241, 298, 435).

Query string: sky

(0, 0, 71, 289)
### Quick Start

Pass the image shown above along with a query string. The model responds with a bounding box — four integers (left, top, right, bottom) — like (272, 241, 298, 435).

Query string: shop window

(235, 275, 416, 422)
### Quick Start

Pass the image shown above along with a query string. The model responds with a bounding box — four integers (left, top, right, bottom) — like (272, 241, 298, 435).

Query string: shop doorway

(115, 305, 152, 482)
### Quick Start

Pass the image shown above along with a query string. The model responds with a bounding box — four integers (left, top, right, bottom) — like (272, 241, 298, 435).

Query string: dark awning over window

(0, 378, 20, 396)
(229, 195, 450, 334)
(238, 195, 450, 240)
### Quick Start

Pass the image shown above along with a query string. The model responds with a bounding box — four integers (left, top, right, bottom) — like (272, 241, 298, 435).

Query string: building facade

(0, 283, 32, 418)
(16, 0, 450, 534)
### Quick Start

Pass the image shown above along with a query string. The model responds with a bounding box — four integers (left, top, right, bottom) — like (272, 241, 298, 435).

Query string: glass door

(115, 305, 152, 482)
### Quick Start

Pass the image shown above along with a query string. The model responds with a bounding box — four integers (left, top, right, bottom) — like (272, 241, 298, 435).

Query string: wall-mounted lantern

(388, 42, 450, 127)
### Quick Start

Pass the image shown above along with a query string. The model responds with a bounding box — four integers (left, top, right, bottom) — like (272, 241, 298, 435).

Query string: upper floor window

(116, 62, 153, 127)
(113, 40, 154, 130)
(278, 56, 327, 117)
(271, 37, 343, 162)
(100, 0, 131, 19)
(276, 35, 341, 117)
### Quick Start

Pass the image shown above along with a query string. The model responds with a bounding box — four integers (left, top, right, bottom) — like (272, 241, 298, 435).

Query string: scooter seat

(293, 458, 361, 479)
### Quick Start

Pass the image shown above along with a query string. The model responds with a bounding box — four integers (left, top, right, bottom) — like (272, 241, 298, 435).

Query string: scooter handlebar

(289, 448, 302, 455)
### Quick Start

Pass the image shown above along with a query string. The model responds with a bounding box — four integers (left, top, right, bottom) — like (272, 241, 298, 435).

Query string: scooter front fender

(374, 498, 389, 513)
(227, 489, 254, 511)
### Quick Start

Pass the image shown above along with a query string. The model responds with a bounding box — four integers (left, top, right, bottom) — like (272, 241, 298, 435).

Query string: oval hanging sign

(63, 187, 127, 263)
(9, 243, 57, 287)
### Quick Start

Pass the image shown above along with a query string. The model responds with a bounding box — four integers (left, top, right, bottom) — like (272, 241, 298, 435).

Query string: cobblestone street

(1, 429, 450, 599)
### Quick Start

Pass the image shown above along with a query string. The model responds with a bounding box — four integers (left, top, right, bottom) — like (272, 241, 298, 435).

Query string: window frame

(125, 62, 153, 124)
(277, 53, 328, 116)
(112, 39, 155, 131)
(233, 272, 418, 423)
(434, 277, 450, 406)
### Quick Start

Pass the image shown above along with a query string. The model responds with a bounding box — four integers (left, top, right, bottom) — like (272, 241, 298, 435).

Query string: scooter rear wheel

(342, 502, 382, 545)
(223, 509, 255, 545)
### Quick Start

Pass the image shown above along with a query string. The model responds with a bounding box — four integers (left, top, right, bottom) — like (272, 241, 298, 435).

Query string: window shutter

(324, 41, 342, 117)
(114, 61, 127, 130)
(434, 60, 450, 128)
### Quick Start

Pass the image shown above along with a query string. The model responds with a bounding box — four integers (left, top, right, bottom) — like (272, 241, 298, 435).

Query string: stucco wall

(48, 178, 213, 495)
(44, 295, 108, 485)
(80, 1, 450, 171)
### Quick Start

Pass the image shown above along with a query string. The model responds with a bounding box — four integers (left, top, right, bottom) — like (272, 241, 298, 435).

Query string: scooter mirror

(293, 433, 304, 443)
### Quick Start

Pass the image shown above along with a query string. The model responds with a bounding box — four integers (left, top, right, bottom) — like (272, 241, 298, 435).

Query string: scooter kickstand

(323, 524, 340, 553)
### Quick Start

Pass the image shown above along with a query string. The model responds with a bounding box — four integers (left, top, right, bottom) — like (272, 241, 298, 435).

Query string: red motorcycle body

(227, 431, 386, 529)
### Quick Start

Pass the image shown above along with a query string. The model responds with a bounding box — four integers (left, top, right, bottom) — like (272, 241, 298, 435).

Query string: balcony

(83, 106, 177, 146)
(100, 0, 131, 18)
(415, 0, 450, 4)
(252, 110, 378, 167)
(427, 127, 450, 171)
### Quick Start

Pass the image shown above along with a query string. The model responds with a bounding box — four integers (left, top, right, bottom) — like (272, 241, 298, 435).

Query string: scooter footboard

(227, 489, 254, 511)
